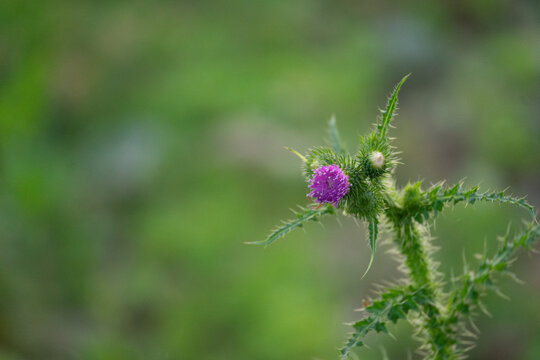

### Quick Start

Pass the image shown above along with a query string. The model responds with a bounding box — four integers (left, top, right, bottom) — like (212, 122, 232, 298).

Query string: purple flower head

(307, 164, 350, 207)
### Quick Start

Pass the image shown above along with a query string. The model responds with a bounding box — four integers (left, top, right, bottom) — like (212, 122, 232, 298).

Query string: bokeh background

(1, 1, 540, 359)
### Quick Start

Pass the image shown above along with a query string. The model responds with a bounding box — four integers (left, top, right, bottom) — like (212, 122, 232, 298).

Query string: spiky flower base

(250, 76, 539, 360)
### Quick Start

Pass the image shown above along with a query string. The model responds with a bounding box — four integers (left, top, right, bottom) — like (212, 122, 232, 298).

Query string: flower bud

(369, 151, 385, 168)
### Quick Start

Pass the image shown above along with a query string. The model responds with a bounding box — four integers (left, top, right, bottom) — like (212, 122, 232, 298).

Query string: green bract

(249, 75, 539, 360)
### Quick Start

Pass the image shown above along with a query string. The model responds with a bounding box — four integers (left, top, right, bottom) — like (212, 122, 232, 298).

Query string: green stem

(394, 222, 432, 287)
(392, 220, 457, 359)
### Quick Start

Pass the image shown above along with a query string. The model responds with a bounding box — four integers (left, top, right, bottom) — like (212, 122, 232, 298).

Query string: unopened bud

(369, 151, 385, 168)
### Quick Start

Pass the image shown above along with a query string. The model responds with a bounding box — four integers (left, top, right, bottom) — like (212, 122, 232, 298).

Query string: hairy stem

(394, 222, 432, 287)
(392, 220, 457, 359)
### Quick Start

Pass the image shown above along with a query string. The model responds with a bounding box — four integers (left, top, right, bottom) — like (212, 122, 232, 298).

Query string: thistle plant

(249, 75, 540, 359)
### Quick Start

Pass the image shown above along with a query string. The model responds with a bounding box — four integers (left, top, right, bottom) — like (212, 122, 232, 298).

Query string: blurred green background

(1, 1, 540, 359)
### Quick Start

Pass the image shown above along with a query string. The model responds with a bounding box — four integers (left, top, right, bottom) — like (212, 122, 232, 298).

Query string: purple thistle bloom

(307, 164, 350, 207)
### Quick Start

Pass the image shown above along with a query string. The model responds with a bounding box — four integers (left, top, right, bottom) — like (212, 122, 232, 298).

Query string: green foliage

(253, 76, 540, 359)
(329, 115, 346, 155)
(425, 183, 535, 220)
(377, 74, 410, 139)
(445, 222, 540, 346)
(362, 216, 379, 278)
(247, 205, 334, 246)
(391, 182, 536, 225)
(340, 285, 430, 359)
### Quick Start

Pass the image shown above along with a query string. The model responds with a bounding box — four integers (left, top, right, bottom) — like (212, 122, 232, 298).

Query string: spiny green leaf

(387, 306, 406, 323)
(425, 183, 535, 220)
(246, 205, 334, 246)
(340, 285, 424, 359)
(362, 216, 379, 278)
(374, 321, 388, 333)
(353, 319, 371, 332)
(377, 74, 410, 138)
(329, 115, 346, 155)
(447, 221, 540, 335)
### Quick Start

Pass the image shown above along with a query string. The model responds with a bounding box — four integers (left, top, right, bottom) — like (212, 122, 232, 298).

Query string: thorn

(468, 317, 480, 333)
(494, 287, 510, 301)
(478, 300, 492, 317)
(284, 146, 307, 162)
